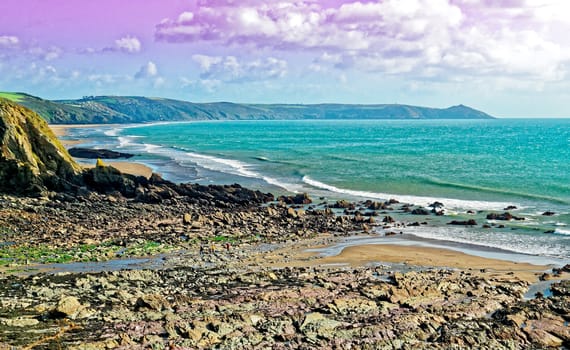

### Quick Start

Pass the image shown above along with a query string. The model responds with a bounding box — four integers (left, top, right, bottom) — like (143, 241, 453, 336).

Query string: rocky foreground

(0, 188, 568, 349)
(1, 259, 569, 349)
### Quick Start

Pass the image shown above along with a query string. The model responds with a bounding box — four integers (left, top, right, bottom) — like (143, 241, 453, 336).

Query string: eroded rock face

(0, 99, 82, 194)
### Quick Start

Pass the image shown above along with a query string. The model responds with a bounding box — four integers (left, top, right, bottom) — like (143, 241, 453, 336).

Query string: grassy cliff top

(0, 92, 495, 124)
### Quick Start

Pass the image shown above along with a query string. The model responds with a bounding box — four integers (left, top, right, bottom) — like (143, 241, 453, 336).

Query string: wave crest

(302, 176, 514, 211)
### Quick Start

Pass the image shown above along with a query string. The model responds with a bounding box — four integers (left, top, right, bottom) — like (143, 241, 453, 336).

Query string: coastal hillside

(0, 98, 82, 194)
(1, 92, 494, 124)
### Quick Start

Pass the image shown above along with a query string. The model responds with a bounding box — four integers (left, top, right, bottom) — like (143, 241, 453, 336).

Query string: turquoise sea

(69, 119, 570, 263)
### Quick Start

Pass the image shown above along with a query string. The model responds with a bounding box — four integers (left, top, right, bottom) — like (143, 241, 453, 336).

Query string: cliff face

(0, 98, 82, 194)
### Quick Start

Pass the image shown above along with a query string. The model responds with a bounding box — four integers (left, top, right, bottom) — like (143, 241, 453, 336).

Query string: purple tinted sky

(1, 0, 570, 116)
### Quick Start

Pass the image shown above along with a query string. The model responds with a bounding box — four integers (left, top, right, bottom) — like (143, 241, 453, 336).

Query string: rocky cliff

(0, 98, 82, 194)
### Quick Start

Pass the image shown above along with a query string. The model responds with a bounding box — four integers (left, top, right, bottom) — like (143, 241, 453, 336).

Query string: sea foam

(402, 226, 569, 260)
(302, 176, 514, 211)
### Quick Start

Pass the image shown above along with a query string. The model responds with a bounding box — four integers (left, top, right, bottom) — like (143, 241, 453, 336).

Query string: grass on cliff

(0, 92, 24, 102)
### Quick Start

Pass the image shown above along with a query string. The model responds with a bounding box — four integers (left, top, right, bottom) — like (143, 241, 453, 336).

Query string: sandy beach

(83, 160, 154, 179)
(317, 244, 548, 282)
(49, 123, 117, 137)
(260, 237, 551, 283)
(49, 124, 154, 178)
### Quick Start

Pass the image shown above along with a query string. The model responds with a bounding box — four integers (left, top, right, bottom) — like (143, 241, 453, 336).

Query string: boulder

(82, 163, 138, 197)
(332, 199, 355, 209)
(300, 312, 342, 340)
(411, 208, 430, 215)
(287, 207, 298, 218)
(486, 212, 524, 221)
(278, 193, 312, 205)
(367, 201, 386, 210)
(447, 219, 477, 226)
(55, 295, 83, 319)
(428, 201, 444, 209)
(136, 294, 170, 311)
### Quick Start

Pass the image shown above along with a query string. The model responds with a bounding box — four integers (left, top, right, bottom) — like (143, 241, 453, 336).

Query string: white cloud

(178, 11, 195, 23)
(114, 36, 142, 53)
(0, 35, 19, 47)
(192, 54, 223, 71)
(180, 77, 222, 93)
(24, 45, 63, 61)
(192, 55, 287, 82)
(135, 61, 158, 79)
(156, 0, 570, 83)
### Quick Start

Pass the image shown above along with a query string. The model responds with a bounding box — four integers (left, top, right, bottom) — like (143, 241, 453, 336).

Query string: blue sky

(1, 0, 570, 117)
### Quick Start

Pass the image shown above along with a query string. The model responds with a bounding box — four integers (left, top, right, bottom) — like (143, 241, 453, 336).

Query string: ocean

(67, 119, 570, 263)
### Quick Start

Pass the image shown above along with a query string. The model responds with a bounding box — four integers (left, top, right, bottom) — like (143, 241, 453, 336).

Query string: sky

(1, 0, 570, 117)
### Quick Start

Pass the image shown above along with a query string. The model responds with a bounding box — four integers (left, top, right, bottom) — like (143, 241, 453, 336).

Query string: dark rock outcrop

(278, 193, 312, 205)
(68, 147, 134, 159)
(0, 98, 82, 194)
(486, 212, 525, 221)
(411, 208, 430, 215)
(448, 219, 477, 226)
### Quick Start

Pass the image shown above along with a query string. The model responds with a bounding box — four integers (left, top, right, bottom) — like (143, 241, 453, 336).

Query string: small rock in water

(447, 219, 477, 226)
(486, 212, 525, 221)
(411, 208, 430, 215)
(428, 201, 444, 209)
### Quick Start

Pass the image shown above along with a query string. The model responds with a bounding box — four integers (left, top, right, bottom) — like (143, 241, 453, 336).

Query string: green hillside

(1, 92, 494, 124)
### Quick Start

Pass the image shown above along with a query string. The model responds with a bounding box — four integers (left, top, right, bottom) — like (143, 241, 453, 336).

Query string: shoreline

(2, 125, 569, 348)
(256, 235, 552, 284)
(44, 122, 568, 270)
(49, 123, 123, 137)
(311, 233, 568, 267)
(50, 124, 154, 178)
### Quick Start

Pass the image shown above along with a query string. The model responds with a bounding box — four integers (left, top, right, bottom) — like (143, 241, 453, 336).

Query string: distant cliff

(0, 98, 82, 194)
(1, 92, 494, 124)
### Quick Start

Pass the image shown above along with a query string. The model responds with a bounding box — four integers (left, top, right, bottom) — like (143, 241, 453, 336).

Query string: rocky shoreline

(1, 182, 570, 349)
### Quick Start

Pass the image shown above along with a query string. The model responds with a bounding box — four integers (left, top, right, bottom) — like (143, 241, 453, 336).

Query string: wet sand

(262, 238, 549, 283)
(318, 244, 547, 282)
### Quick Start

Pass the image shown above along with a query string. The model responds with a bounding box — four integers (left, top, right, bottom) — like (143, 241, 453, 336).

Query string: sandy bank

(263, 240, 549, 283)
(49, 124, 120, 137)
(83, 161, 153, 179)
